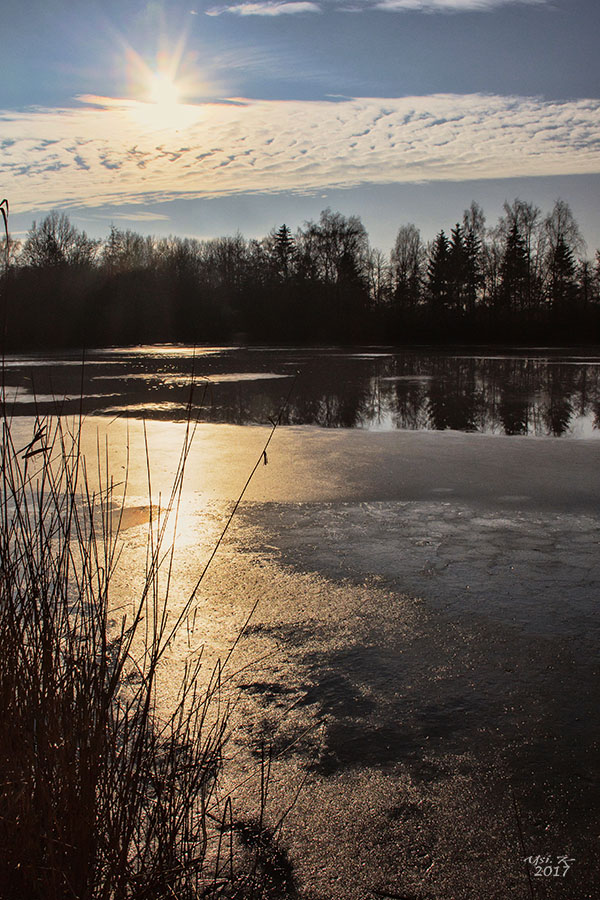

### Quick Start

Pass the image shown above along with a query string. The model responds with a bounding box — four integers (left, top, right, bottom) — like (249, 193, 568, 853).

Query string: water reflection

(2, 346, 599, 438)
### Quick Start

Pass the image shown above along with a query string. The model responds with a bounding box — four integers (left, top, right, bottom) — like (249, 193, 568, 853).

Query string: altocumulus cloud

(207, 0, 548, 15)
(2, 93, 600, 213)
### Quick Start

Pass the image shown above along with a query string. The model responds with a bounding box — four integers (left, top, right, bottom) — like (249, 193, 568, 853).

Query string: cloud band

(207, 0, 546, 17)
(2, 93, 600, 213)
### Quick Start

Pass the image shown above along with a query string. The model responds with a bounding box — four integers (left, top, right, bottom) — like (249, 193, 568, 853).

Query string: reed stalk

(0, 397, 292, 899)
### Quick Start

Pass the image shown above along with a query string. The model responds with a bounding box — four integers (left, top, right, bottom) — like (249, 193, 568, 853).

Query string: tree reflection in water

(3, 347, 599, 438)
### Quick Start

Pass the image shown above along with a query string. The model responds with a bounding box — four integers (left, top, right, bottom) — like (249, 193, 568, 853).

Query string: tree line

(1, 199, 599, 350)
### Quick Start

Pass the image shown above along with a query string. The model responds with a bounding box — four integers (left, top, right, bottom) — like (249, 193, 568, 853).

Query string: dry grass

(0, 397, 295, 899)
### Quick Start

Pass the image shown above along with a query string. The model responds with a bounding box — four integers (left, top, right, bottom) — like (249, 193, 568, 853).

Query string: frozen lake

(3, 345, 599, 898)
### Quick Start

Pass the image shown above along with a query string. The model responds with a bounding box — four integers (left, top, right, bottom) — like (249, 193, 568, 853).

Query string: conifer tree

(271, 224, 296, 280)
(499, 222, 528, 313)
(463, 227, 483, 315)
(427, 230, 450, 311)
(548, 233, 576, 311)
(448, 224, 467, 311)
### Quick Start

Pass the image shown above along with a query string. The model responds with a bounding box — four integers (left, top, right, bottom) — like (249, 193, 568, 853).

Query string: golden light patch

(148, 72, 181, 108)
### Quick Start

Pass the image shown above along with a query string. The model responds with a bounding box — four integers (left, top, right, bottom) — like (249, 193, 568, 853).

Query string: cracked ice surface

(235, 500, 600, 645)
(12, 417, 597, 899)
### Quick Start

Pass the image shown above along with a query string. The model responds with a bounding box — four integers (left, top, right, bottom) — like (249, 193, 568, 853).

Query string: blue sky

(2, 0, 599, 253)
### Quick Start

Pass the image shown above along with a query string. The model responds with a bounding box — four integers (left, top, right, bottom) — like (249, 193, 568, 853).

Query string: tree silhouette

(499, 222, 529, 314)
(427, 230, 451, 313)
(391, 224, 423, 311)
(548, 234, 577, 313)
(499, 199, 544, 311)
(463, 227, 483, 317)
(448, 223, 467, 312)
(0, 204, 598, 350)
(270, 224, 296, 281)
(23, 212, 99, 269)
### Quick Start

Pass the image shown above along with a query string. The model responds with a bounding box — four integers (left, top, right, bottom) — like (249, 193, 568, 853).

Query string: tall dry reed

(0, 397, 294, 899)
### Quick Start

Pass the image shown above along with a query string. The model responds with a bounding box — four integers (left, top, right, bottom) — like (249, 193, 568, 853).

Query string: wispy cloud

(2, 93, 599, 213)
(96, 211, 172, 222)
(206, 1, 320, 14)
(372, 0, 546, 10)
(207, 0, 546, 15)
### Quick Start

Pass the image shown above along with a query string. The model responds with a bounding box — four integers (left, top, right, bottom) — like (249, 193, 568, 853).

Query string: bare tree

(543, 198, 586, 257)
(22, 212, 99, 268)
(102, 226, 155, 273)
(366, 247, 391, 306)
(298, 209, 369, 285)
(390, 223, 424, 308)
(463, 200, 486, 240)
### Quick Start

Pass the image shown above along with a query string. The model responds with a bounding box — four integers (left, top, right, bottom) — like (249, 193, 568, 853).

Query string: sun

(124, 44, 205, 131)
(131, 69, 202, 132)
(148, 72, 180, 107)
